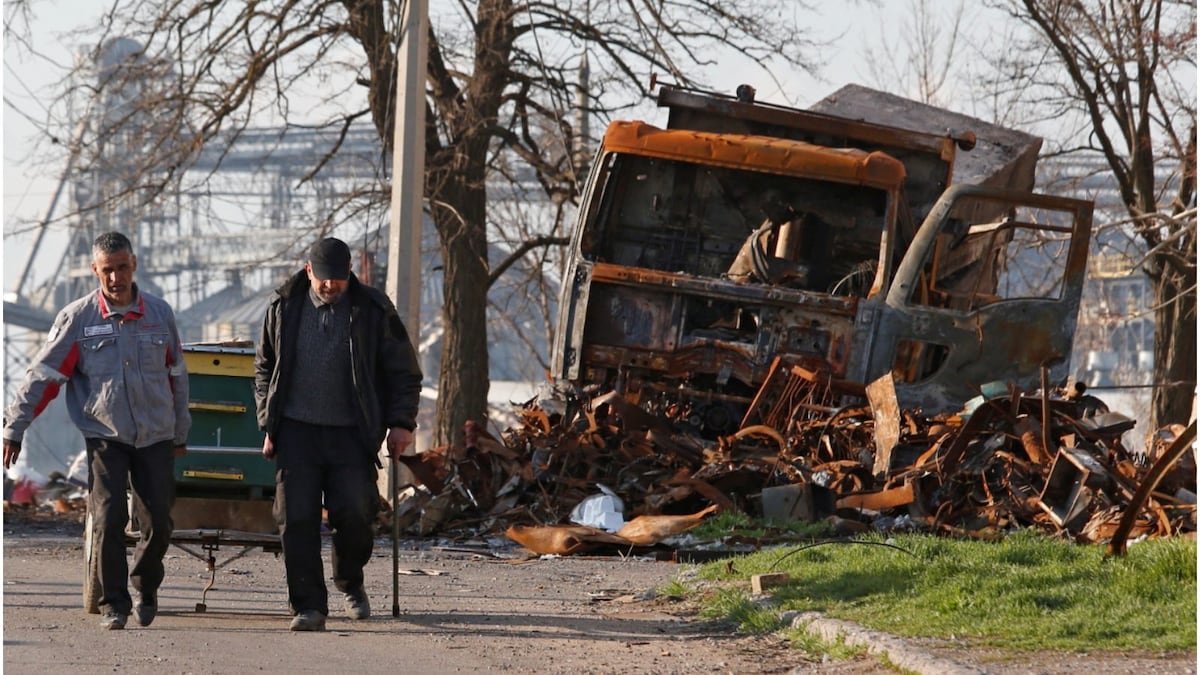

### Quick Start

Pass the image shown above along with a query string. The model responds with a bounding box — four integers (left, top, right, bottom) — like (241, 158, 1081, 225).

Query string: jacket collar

(97, 284, 144, 320)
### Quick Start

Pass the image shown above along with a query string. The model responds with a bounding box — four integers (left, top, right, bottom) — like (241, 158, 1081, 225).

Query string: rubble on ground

(3, 469, 87, 518)
(14, 363, 1194, 558)
(392, 361, 1196, 555)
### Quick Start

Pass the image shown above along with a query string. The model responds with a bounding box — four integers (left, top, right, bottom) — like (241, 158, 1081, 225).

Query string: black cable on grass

(769, 539, 920, 571)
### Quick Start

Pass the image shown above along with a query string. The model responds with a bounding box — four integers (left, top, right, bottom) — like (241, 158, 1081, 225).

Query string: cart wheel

(83, 508, 101, 614)
(195, 602, 207, 613)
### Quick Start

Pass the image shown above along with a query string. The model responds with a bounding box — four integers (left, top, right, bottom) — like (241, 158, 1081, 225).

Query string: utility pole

(386, 0, 428, 611)
(388, 0, 428, 336)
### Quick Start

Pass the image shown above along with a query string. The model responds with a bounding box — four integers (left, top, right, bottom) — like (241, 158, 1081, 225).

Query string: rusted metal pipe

(1107, 421, 1196, 556)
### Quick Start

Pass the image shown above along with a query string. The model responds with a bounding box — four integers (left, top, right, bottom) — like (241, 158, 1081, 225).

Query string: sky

(3, 0, 111, 297)
(1, 1, 988, 298)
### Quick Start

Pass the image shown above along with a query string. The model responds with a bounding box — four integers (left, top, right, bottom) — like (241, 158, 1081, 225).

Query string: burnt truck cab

(551, 86, 1093, 437)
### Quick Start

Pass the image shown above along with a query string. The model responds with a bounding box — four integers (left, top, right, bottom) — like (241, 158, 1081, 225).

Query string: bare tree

(7, 0, 824, 447)
(421, 0, 832, 446)
(984, 0, 1196, 428)
(861, 0, 968, 106)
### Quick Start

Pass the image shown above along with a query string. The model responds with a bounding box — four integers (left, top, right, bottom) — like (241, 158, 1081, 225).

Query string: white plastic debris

(569, 484, 626, 533)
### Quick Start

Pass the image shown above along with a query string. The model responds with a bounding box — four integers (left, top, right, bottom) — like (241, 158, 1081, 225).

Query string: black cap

(309, 237, 351, 280)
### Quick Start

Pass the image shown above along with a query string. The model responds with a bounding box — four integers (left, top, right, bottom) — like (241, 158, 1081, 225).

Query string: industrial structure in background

(4, 39, 1155, 481)
(2, 37, 554, 478)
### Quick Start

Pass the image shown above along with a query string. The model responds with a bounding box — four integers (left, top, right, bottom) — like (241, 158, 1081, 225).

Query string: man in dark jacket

(254, 237, 422, 632)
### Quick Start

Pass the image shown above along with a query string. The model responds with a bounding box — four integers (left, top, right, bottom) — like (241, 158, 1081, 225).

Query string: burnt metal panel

(602, 121, 907, 190)
(1038, 447, 1113, 527)
(577, 263, 860, 389)
(658, 85, 962, 165)
(866, 373, 902, 478)
(811, 84, 1042, 193)
(658, 85, 961, 226)
(589, 262, 860, 315)
(871, 185, 1094, 414)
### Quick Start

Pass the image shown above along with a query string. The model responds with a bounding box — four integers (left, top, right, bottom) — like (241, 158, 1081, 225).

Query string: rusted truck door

(869, 184, 1094, 414)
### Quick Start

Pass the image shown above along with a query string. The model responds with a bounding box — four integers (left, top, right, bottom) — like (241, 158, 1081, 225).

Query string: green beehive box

(177, 344, 275, 499)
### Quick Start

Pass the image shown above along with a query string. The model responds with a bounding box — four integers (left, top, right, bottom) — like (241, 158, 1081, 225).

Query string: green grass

(697, 586, 784, 633)
(690, 509, 833, 540)
(781, 625, 871, 661)
(680, 530, 1196, 652)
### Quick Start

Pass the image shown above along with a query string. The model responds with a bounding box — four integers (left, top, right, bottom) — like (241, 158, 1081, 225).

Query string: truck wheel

(83, 508, 101, 614)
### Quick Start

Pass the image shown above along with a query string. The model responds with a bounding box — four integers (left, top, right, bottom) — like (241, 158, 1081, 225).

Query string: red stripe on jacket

(32, 343, 80, 417)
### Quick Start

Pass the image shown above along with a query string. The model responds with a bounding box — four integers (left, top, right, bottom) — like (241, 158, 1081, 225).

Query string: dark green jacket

(254, 270, 422, 453)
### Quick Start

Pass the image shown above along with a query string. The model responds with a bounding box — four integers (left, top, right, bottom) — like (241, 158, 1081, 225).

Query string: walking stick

(391, 453, 400, 617)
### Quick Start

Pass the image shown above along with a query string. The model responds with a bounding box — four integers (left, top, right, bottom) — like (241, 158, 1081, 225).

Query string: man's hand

(386, 427, 412, 461)
(174, 444, 188, 457)
(3, 441, 20, 470)
(262, 434, 275, 460)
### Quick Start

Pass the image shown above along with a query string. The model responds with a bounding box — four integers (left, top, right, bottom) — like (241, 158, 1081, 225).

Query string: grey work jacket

(3, 286, 191, 448)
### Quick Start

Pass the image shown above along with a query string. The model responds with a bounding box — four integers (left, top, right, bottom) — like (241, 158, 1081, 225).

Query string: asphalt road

(1, 523, 837, 674)
(4, 516, 1194, 675)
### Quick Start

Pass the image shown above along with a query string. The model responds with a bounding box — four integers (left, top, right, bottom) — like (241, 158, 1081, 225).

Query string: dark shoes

(343, 589, 370, 620)
(287, 590, 366, 631)
(100, 586, 156, 629)
(289, 609, 327, 632)
(101, 589, 155, 630)
(133, 590, 158, 627)
(288, 590, 365, 631)
(100, 611, 127, 630)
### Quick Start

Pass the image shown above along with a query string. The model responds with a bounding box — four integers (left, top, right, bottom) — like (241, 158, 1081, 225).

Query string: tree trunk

(433, 183, 491, 448)
(426, 0, 514, 449)
(1151, 265, 1197, 428)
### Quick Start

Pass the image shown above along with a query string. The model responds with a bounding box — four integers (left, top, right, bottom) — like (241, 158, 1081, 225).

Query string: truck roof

(603, 120, 906, 190)
(810, 84, 1042, 191)
(654, 85, 959, 223)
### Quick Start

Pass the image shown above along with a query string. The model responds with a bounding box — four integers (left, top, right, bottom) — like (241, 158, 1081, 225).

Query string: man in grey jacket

(3, 231, 191, 630)
(254, 237, 422, 631)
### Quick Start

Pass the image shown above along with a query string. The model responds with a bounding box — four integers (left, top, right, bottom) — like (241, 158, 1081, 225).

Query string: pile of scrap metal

(392, 365, 1195, 555)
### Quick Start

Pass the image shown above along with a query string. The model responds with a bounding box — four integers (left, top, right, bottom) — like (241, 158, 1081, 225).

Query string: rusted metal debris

(504, 505, 719, 555)
(394, 366, 1195, 554)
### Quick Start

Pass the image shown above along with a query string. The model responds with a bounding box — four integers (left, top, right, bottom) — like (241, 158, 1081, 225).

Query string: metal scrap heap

(395, 364, 1195, 553)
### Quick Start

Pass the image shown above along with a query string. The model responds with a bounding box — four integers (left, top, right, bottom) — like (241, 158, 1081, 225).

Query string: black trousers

(86, 438, 175, 615)
(273, 420, 377, 615)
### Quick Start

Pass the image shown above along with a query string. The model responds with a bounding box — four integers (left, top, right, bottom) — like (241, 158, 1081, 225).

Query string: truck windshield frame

(582, 148, 897, 296)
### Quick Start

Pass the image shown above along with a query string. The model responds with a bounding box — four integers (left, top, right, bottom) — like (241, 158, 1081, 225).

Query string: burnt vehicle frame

(551, 85, 1093, 437)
